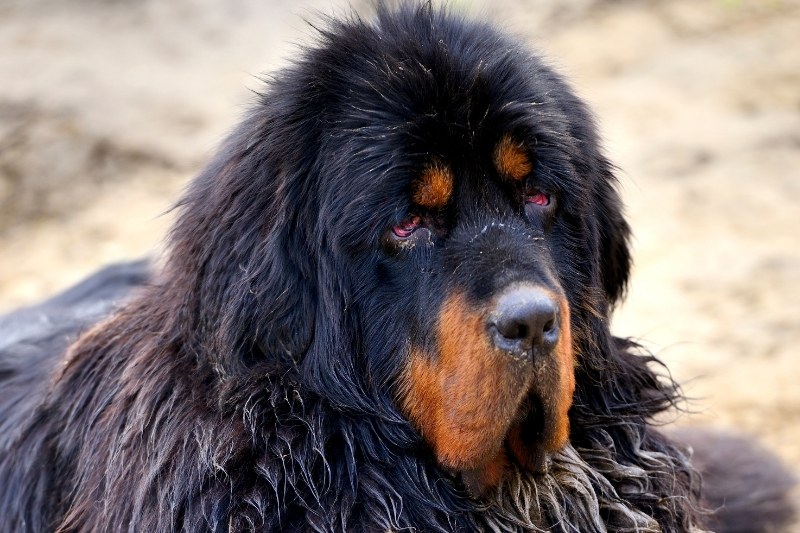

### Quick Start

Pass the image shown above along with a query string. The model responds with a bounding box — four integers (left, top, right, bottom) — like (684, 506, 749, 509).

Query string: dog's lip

(453, 402, 552, 498)
(436, 375, 535, 471)
(506, 441, 551, 475)
(505, 392, 554, 472)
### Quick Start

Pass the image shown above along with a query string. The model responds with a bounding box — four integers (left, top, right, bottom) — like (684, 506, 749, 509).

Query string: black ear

(164, 113, 320, 375)
(231, 227, 319, 370)
(595, 168, 632, 305)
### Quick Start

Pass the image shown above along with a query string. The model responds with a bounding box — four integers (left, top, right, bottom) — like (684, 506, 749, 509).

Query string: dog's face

(186, 8, 630, 497)
(268, 12, 633, 494)
(386, 138, 577, 493)
(335, 120, 582, 492)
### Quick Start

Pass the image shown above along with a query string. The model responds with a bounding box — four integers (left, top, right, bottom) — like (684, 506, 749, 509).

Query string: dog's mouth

(457, 388, 573, 497)
(507, 395, 552, 472)
(400, 289, 576, 496)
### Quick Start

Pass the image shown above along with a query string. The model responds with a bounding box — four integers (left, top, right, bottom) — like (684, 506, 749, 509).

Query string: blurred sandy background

(1, 0, 798, 509)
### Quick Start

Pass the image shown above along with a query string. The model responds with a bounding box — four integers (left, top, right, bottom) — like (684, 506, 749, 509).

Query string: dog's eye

(525, 190, 552, 207)
(392, 215, 423, 239)
(385, 215, 434, 251)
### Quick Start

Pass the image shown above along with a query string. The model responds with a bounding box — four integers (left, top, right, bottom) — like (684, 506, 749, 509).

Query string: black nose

(488, 287, 559, 359)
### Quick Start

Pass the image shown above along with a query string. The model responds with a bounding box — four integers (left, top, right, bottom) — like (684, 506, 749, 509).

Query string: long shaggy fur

(0, 4, 794, 532)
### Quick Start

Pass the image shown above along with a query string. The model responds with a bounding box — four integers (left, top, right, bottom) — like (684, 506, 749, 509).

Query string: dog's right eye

(392, 215, 423, 239)
(385, 215, 434, 251)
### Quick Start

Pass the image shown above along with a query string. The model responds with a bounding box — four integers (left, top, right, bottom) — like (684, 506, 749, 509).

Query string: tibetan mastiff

(0, 4, 795, 532)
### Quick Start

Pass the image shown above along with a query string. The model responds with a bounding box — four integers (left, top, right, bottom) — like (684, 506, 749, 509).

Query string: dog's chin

(449, 395, 560, 498)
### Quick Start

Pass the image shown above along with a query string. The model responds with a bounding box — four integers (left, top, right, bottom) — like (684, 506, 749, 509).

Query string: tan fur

(400, 290, 576, 492)
(401, 292, 526, 470)
(413, 162, 454, 208)
(548, 295, 576, 449)
(493, 134, 532, 181)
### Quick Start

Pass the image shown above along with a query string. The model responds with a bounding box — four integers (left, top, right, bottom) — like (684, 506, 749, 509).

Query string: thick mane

(0, 4, 710, 532)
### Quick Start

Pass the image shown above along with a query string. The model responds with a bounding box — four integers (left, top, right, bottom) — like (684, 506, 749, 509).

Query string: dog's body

(0, 5, 795, 532)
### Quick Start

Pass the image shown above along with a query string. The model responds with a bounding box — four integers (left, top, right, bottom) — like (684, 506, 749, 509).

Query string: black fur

(0, 4, 794, 532)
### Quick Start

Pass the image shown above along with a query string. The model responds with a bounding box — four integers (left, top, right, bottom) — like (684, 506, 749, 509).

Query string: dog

(0, 4, 795, 532)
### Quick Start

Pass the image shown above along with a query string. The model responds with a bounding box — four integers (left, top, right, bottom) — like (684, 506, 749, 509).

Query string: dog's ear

(165, 115, 320, 375)
(233, 225, 319, 370)
(594, 165, 632, 305)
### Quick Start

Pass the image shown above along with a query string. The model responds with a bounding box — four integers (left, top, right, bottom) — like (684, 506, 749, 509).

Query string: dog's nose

(488, 287, 559, 358)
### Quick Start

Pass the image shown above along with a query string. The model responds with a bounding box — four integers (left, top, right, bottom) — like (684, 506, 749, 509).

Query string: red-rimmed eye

(392, 215, 422, 238)
(525, 191, 551, 207)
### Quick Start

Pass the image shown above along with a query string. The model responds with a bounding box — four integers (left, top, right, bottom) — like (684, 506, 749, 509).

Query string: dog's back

(1, 260, 148, 433)
(0, 261, 149, 530)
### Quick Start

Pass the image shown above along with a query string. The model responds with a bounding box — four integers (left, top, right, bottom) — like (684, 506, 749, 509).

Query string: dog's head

(167, 5, 630, 494)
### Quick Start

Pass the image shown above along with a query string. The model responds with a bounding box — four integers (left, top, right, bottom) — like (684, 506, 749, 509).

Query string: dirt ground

(1, 0, 799, 515)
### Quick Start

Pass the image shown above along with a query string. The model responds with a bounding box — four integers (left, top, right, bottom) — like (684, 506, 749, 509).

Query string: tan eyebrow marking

(413, 162, 454, 209)
(493, 134, 532, 181)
